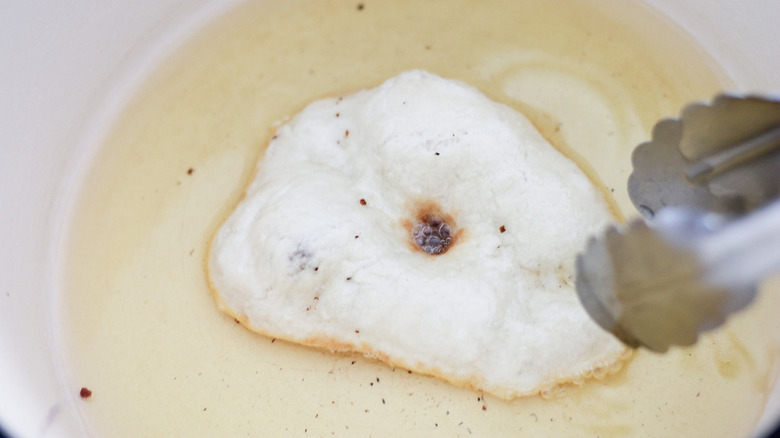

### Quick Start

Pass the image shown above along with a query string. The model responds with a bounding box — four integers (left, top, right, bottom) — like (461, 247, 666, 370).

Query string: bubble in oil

(412, 216, 452, 255)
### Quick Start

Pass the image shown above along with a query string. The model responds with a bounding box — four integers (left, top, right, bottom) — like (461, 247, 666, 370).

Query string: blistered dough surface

(208, 70, 625, 398)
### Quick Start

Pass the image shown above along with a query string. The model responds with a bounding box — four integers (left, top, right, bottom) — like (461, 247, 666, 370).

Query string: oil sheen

(58, 0, 780, 436)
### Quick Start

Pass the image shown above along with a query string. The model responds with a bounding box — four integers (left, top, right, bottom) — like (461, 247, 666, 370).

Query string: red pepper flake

(314, 267, 319, 271)
(407, 370, 412, 374)
(79, 387, 92, 399)
(360, 198, 367, 205)
(355, 329, 360, 333)
(482, 405, 487, 411)
(499, 225, 506, 233)
(271, 338, 276, 343)
(351, 361, 356, 365)
(347, 277, 352, 281)
(382, 398, 386, 404)
(345, 129, 350, 137)
(187, 168, 194, 175)
(355, 235, 359, 239)
(234, 318, 240, 324)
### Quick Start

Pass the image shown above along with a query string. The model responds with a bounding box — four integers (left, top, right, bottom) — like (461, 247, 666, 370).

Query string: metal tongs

(576, 95, 780, 352)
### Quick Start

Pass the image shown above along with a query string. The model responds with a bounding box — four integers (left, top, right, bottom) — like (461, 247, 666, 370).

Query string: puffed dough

(208, 70, 626, 399)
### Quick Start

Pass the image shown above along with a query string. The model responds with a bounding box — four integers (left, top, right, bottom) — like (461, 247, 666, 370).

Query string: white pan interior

(1, 1, 779, 437)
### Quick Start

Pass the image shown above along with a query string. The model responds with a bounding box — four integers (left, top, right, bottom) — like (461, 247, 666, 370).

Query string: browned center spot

(401, 200, 463, 255)
(413, 216, 451, 254)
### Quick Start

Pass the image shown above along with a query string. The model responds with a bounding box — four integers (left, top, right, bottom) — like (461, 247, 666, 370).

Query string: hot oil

(59, 0, 780, 436)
